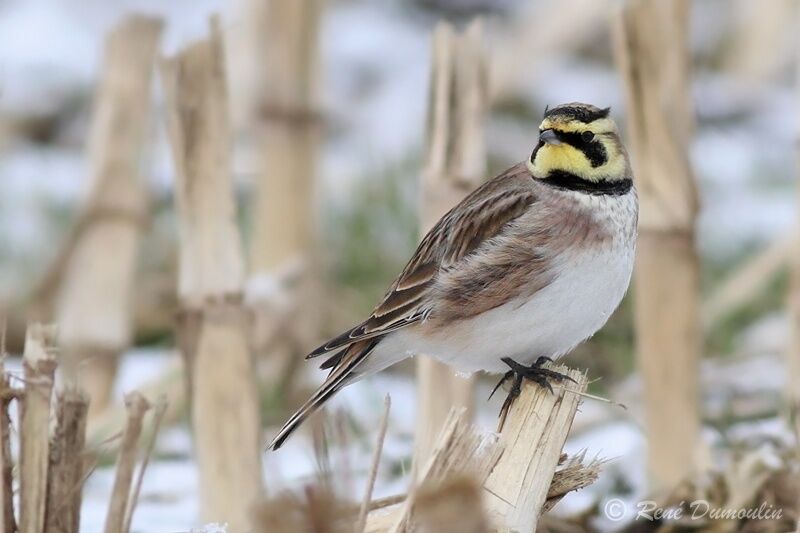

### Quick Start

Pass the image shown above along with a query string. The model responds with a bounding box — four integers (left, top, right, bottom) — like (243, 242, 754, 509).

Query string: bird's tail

(267, 339, 379, 450)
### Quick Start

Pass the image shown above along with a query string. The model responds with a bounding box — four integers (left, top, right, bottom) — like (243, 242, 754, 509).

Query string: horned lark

(269, 102, 637, 450)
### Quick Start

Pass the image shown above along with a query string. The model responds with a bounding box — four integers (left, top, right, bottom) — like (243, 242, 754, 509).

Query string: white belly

(371, 243, 634, 375)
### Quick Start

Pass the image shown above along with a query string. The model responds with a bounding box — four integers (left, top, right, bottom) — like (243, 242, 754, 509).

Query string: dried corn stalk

(246, 0, 324, 389)
(103, 392, 150, 533)
(19, 324, 58, 533)
(0, 357, 15, 533)
(613, 0, 703, 490)
(46, 387, 89, 533)
(161, 17, 264, 530)
(56, 15, 163, 418)
(415, 18, 488, 467)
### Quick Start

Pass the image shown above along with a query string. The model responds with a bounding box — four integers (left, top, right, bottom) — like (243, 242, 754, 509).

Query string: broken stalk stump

(0, 358, 15, 533)
(46, 387, 90, 533)
(103, 392, 151, 533)
(374, 408, 502, 533)
(19, 324, 58, 533)
(483, 365, 588, 532)
(366, 368, 596, 532)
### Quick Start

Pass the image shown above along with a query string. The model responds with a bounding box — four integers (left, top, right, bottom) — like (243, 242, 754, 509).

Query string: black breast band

(541, 170, 633, 196)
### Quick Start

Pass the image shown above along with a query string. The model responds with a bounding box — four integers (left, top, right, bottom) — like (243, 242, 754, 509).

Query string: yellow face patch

(527, 116, 627, 182)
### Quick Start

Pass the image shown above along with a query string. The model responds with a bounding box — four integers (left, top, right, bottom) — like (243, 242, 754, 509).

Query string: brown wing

(307, 163, 537, 360)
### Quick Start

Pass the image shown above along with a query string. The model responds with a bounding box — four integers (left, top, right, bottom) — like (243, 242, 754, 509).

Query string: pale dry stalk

(46, 387, 90, 533)
(20, 324, 58, 533)
(55, 15, 163, 419)
(103, 392, 150, 533)
(246, 0, 324, 388)
(161, 16, 264, 530)
(613, 0, 703, 490)
(415, 18, 488, 467)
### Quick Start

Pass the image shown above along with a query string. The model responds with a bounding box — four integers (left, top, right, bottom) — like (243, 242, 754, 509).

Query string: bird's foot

(502, 356, 576, 394)
(491, 356, 577, 415)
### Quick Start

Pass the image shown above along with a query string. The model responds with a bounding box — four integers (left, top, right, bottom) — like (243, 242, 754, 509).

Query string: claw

(489, 370, 514, 400)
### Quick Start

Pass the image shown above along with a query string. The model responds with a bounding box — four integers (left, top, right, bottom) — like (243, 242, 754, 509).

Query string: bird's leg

(495, 372, 524, 432)
(500, 373, 524, 414)
(488, 356, 557, 401)
(492, 356, 577, 428)
(500, 355, 577, 397)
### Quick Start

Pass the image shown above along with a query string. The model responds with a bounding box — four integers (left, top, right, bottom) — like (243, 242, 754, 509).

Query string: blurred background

(1, 0, 799, 531)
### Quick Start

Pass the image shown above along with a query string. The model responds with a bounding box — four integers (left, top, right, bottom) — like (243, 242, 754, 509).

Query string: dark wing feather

(307, 163, 537, 360)
(269, 339, 379, 450)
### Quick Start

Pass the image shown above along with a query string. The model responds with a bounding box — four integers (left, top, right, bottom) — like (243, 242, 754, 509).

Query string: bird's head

(527, 103, 630, 183)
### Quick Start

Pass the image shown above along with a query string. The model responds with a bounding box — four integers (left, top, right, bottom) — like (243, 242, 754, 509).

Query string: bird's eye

(581, 131, 595, 142)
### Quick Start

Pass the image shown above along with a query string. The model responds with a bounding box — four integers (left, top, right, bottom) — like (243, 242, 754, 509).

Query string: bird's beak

(539, 129, 562, 145)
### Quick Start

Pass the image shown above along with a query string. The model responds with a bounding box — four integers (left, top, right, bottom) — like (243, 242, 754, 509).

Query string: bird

(268, 102, 638, 450)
